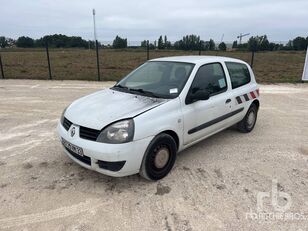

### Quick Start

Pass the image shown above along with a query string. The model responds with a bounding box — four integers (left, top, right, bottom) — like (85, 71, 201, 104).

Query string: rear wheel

(237, 104, 258, 133)
(140, 133, 177, 181)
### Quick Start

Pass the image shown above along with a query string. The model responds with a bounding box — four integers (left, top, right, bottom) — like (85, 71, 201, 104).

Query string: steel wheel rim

(154, 147, 170, 169)
(247, 111, 256, 128)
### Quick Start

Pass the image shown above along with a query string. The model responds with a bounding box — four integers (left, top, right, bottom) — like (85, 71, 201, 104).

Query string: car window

(116, 61, 195, 98)
(190, 63, 227, 95)
(225, 62, 251, 89)
(124, 63, 164, 88)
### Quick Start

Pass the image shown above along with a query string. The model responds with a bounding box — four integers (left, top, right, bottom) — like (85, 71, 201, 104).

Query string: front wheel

(237, 104, 258, 133)
(140, 133, 177, 181)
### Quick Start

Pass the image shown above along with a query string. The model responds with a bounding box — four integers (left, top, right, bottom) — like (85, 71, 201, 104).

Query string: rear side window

(225, 62, 251, 89)
(190, 63, 227, 96)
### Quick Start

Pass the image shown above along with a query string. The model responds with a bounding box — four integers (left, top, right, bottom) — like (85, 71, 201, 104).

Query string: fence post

(45, 40, 52, 80)
(250, 51, 255, 68)
(95, 40, 101, 81)
(0, 54, 4, 79)
(199, 41, 202, 56)
(146, 40, 150, 60)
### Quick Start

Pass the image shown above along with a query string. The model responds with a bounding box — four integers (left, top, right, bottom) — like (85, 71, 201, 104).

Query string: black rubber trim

(97, 160, 126, 172)
(62, 117, 73, 131)
(236, 96, 242, 104)
(188, 107, 244, 134)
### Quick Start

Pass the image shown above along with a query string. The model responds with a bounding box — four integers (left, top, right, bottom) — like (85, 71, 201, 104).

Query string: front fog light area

(96, 119, 134, 144)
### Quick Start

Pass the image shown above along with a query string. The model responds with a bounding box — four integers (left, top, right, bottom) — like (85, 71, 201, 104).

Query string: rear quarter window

(225, 62, 251, 89)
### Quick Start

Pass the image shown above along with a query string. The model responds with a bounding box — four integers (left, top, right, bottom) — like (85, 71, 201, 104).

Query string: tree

(16, 36, 34, 48)
(141, 40, 147, 48)
(148, 43, 155, 49)
(35, 34, 89, 48)
(174, 34, 203, 50)
(0, 36, 8, 48)
(283, 40, 293, 50)
(259, 35, 269, 51)
(112, 35, 127, 49)
(232, 40, 238, 49)
(247, 36, 260, 52)
(158, 36, 164, 49)
(164, 35, 171, 49)
(247, 35, 270, 52)
(218, 42, 227, 51)
(268, 42, 276, 51)
(293, 37, 307, 50)
(6, 38, 15, 47)
(209, 39, 215, 50)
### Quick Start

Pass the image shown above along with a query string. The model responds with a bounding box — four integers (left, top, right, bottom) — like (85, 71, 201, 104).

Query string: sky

(1, 0, 307, 44)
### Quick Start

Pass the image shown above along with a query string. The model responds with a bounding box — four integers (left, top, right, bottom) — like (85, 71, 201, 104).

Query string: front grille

(79, 126, 100, 141)
(65, 147, 91, 165)
(62, 117, 72, 131)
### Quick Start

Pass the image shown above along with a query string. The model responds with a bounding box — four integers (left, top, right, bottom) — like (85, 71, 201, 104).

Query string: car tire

(140, 133, 177, 181)
(237, 104, 258, 133)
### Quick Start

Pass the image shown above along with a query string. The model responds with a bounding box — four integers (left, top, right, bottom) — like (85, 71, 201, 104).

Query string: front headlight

(96, 119, 135, 144)
(60, 107, 68, 125)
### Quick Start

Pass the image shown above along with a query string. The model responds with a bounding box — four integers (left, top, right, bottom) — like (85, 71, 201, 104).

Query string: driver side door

(182, 62, 233, 145)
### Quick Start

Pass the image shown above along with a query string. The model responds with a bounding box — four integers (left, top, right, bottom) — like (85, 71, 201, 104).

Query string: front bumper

(57, 122, 153, 177)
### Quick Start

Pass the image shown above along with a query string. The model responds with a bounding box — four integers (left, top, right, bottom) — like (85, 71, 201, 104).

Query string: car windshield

(112, 61, 195, 98)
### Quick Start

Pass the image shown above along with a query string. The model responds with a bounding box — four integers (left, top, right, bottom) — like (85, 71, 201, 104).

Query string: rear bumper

(57, 122, 153, 177)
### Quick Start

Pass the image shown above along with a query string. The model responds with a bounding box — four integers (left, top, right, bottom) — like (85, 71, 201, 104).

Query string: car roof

(150, 55, 247, 65)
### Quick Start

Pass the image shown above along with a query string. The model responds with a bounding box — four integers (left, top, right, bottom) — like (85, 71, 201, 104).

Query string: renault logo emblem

(71, 127, 75, 137)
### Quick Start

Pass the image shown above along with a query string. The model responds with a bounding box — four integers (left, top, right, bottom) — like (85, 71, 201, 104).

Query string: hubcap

(154, 147, 170, 169)
(247, 111, 256, 128)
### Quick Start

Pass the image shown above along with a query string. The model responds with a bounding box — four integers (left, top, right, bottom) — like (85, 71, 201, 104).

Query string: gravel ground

(0, 80, 307, 231)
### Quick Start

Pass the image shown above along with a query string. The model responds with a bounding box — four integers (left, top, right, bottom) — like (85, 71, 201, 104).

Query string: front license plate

(61, 138, 84, 156)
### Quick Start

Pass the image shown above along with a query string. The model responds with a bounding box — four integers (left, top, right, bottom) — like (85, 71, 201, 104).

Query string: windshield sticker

(169, 88, 178, 94)
(218, 78, 226, 88)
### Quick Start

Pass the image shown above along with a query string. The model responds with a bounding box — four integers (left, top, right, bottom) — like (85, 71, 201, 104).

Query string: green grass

(0, 48, 306, 83)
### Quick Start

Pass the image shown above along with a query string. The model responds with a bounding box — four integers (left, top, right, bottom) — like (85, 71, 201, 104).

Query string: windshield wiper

(129, 88, 160, 98)
(113, 85, 161, 98)
(113, 84, 129, 90)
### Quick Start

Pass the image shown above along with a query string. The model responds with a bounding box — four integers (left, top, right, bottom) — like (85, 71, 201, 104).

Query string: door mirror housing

(186, 89, 210, 104)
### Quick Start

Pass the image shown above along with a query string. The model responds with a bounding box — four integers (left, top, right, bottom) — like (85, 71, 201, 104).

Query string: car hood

(65, 88, 169, 130)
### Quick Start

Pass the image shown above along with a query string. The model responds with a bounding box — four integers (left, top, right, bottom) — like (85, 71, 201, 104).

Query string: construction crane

(237, 33, 250, 44)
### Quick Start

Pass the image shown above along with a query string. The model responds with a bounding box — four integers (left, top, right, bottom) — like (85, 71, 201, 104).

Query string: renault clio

(57, 56, 260, 180)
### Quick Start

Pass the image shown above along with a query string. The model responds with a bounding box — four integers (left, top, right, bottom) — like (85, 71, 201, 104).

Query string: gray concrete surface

(0, 79, 307, 231)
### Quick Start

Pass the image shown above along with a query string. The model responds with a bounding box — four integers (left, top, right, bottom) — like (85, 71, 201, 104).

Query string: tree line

(0, 34, 98, 49)
(0, 34, 307, 51)
(233, 35, 308, 51)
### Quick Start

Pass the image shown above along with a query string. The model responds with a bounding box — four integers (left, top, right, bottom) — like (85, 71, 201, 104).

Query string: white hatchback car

(58, 56, 260, 180)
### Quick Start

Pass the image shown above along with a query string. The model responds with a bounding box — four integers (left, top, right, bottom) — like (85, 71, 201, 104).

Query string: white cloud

(0, 0, 307, 42)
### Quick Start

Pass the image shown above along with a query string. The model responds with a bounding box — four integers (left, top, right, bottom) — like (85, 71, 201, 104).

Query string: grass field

(0, 48, 306, 83)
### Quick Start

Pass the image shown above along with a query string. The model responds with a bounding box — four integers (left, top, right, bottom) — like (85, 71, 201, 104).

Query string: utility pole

(93, 8, 101, 81)
(93, 9, 97, 43)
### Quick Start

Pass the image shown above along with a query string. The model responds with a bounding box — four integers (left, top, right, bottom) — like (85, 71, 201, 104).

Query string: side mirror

(186, 89, 210, 104)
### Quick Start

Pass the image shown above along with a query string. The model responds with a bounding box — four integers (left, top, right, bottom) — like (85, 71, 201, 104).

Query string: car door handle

(225, 99, 231, 104)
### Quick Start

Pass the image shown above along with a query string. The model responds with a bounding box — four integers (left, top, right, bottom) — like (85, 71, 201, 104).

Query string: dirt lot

(0, 80, 307, 231)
